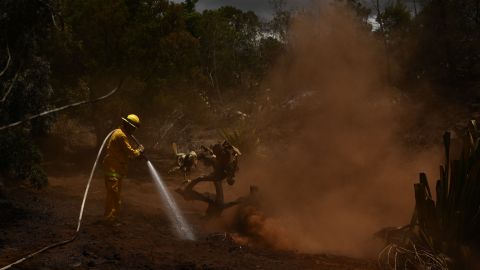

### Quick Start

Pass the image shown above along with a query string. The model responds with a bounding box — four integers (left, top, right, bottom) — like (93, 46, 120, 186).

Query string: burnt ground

(0, 155, 374, 270)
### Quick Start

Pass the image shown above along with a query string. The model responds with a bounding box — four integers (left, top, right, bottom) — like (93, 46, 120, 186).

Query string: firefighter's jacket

(102, 128, 141, 177)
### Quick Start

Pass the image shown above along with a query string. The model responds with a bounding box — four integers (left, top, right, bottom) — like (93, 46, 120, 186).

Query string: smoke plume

(233, 3, 441, 257)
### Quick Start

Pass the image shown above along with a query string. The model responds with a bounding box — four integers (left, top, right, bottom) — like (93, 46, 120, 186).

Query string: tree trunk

(375, 0, 392, 83)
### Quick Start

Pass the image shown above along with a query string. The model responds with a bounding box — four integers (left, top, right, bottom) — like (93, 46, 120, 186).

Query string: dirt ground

(0, 154, 374, 270)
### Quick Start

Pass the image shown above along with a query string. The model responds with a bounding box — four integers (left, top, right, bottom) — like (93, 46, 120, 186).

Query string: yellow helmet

(122, 114, 141, 128)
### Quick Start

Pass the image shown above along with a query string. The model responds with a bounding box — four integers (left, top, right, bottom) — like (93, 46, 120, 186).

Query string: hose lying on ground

(0, 130, 114, 270)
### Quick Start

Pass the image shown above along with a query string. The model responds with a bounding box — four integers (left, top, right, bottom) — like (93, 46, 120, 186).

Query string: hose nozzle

(131, 135, 149, 161)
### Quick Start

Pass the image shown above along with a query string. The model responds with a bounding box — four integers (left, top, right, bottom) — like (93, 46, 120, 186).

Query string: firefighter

(102, 114, 144, 224)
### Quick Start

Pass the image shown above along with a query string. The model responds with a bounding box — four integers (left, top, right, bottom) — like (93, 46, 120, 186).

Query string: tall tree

(0, 0, 57, 187)
(407, 0, 480, 99)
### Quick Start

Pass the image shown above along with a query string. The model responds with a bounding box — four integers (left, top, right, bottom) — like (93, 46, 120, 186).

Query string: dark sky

(172, 0, 418, 19)
(172, 0, 312, 19)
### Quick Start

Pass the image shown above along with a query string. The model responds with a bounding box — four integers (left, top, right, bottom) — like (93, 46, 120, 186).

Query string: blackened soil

(0, 161, 373, 270)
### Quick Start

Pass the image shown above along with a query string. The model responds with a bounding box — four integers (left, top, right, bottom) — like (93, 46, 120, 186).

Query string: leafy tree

(375, 2, 412, 84)
(407, 0, 480, 98)
(0, 0, 289, 188)
(0, 0, 56, 187)
(377, 2, 411, 40)
(269, 0, 291, 43)
(195, 5, 270, 104)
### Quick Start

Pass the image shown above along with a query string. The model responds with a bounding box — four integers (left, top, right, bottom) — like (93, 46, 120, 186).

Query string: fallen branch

(0, 80, 124, 131)
(151, 110, 184, 149)
(378, 243, 448, 270)
(51, 13, 60, 31)
(1, 71, 20, 104)
(0, 45, 11, 78)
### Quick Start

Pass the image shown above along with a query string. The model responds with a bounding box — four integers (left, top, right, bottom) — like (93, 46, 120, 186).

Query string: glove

(138, 145, 147, 160)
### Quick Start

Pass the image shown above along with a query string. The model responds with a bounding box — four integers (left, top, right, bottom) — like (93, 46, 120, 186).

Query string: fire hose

(0, 130, 115, 270)
(131, 135, 148, 160)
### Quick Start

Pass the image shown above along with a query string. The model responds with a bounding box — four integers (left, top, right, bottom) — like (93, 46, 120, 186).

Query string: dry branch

(51, 13, 60, 31)
(151, 110, 184, 149)
(0, 80, 124, 131)
(378, 243, 448, 270)
(0, 45, 11, 78)
(1, 71, 20, 104)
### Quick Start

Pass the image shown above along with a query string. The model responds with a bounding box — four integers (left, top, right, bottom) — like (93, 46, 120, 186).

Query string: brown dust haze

(232, 4, 441, 257)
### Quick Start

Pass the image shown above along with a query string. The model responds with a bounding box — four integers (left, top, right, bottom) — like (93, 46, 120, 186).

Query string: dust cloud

(232, 3, 441, 257)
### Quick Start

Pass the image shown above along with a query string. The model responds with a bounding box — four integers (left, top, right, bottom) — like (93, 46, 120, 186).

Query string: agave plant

(378, 120, 480, 270)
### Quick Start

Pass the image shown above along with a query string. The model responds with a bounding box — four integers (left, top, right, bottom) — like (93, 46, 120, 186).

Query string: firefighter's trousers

(104, 174, 122, 222)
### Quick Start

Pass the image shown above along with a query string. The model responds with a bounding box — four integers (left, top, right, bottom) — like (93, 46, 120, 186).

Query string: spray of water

(147, 161, 195, 240)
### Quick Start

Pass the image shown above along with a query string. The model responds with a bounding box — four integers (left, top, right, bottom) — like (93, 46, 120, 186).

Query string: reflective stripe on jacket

(104, 171, 123, 179)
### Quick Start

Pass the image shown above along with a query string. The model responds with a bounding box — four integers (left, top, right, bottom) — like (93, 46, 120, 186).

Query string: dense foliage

(0, 0, 479, 187)
(375, 0, 480, 98)
(0, 0, 55, 187)
(0, 0, 286, 186)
